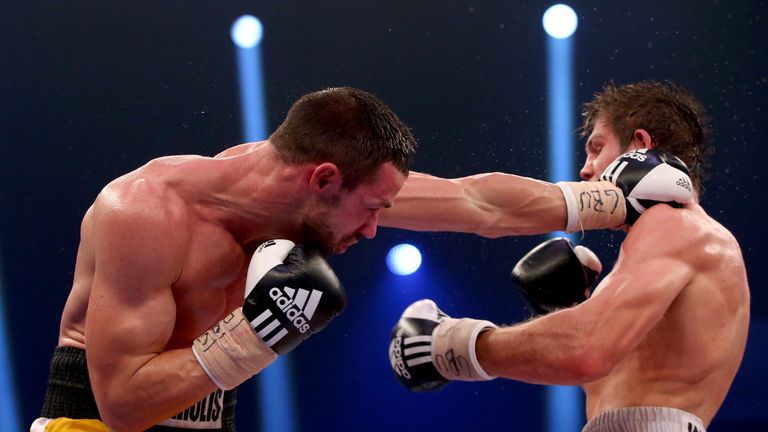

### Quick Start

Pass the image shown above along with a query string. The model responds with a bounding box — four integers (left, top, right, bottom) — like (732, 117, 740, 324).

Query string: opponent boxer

(34, 87, 415, 431)
(389, 81, 749, 431)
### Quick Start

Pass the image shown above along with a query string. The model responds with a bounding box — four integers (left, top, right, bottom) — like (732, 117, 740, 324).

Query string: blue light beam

(232, 15, 268, 141)
(231, 15, 296, 432)
(544, 4, 582, 432)
(0, 248, 21, 432)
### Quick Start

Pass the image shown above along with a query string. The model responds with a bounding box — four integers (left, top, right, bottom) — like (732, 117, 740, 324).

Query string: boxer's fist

(389, 300, 496, 392)
(601, 149, 692, 224)
(243, 240, 347, 355)
(511, 237, 601, 316)
(557, 149, 692, 231)
(389, 300, 450, 392)
(193, 240, 346, 390)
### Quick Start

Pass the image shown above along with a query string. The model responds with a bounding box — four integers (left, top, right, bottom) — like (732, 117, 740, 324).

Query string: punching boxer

(388, 81, 749, 431)
(34, 87, 415, 431)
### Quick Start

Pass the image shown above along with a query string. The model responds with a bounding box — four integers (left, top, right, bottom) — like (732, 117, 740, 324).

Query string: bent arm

(379, 171, 568, 237)
(86, 199, 217, 431)
(475, 207, 694, 384)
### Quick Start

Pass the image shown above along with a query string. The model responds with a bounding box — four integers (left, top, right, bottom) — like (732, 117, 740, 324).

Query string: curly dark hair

(269, 87, 417, 190)
(579, 80, 712, 195)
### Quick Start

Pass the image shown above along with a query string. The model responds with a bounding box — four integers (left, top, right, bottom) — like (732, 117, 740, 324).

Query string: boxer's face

(580, 117, 641, 181)
(303, 163, 405, 255)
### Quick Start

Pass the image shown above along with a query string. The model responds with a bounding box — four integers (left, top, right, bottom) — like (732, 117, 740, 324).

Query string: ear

(308, 163, 343, 197)
(632, 129, 655, 150)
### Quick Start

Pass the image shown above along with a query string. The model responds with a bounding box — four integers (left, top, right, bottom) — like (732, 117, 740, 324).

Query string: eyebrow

(585, 134, 603, 151)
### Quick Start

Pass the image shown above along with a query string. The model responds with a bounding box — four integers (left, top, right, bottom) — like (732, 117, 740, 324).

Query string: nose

(360, 215, 378, 240)
(579, 159, 593, 181)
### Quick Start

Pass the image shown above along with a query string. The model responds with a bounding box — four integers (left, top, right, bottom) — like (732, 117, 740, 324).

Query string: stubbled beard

(301, 216, 335, 256)
(300, 193, 365, 256)
(301, 196, 341, 256)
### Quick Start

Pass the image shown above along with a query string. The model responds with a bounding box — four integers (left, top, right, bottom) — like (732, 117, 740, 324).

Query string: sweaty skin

(57, 142, 404, 431)
(379, 171, 569, 237)
(476, 118, 750, 427)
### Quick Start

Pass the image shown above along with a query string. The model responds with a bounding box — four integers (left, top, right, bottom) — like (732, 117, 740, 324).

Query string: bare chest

(167, 230, 252, 347)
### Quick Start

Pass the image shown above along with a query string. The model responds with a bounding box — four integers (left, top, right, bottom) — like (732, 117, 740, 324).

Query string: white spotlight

(386, 244, 422, 276)
(542, 4, 578, 39)
(231, 15, 264, 48)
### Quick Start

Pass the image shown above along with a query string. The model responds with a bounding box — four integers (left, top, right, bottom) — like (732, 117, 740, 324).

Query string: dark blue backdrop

(3, 1, 766, 430)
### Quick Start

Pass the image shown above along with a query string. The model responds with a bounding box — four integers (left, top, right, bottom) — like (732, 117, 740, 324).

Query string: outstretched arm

(380, 150, 692, 237)
(379, 171, 568, 237)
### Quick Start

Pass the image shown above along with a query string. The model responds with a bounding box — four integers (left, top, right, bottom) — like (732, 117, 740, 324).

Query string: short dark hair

(579, 80, 712, 194)
(269, 87, 417, 189)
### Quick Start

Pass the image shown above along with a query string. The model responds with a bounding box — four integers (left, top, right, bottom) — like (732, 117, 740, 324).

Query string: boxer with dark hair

(34, 87, 415, 432)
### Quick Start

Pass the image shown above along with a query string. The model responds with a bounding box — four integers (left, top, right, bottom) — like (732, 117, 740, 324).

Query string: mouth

(334, 238, 360, 254)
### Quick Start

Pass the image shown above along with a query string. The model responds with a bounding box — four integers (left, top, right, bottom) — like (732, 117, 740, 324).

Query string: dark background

(3, 1, 766, 430)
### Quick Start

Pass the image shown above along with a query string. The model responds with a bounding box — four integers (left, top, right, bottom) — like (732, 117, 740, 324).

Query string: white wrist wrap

(556, 182, 580, 233)
(432, 318, 496, 381)
(557, 181, 627, 232)
(192, 307, 277, 390)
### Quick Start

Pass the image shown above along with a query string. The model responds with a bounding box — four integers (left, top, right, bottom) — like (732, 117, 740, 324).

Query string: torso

(58, 153, 262, 351)
(582, 205, 750, 425)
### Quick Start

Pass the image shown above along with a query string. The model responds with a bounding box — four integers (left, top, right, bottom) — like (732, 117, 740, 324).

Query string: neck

(188, 143, 311, 247)
(689, 190, 700, 205)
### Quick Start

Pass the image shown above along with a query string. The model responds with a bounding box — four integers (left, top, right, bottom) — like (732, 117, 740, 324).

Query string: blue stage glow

(231, 16, 295, 432)
(547, 37, 574, 186)
(235, 48, 268, 140)
(230, 15, 264, 49)
(545, 6, 581, 432)
(542, 4, 578, 39)
(0, 252, 21, 432)
(386, 244, 422, 276)
(233, 16, 268, 144)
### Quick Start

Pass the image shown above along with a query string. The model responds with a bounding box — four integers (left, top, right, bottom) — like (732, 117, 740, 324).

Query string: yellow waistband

(31, 417, 111, 432)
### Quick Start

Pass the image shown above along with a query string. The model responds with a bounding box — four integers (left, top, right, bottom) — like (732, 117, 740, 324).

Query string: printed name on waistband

(158, 389, 224, 429)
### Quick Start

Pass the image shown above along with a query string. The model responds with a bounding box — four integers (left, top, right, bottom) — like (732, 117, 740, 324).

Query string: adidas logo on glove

(269, 286, 322, 333)
(249, 286, 323, 347)
(390, 328, 435, 380)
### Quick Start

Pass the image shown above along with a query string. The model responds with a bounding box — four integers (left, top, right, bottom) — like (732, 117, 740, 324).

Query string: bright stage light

(387, 244, 422, 276)
(542, 4, 578, 39)
(543, 4, 580, 431)
(231, 15, 264, 48)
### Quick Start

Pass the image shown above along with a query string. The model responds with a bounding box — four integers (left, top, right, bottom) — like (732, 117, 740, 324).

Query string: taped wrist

(556, 181, 627, 232)
(192, 307, 277, 390)
(432, 318, 496, 381)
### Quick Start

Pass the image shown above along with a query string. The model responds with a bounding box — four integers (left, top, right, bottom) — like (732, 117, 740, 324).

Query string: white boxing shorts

(582, 406, 706, 432)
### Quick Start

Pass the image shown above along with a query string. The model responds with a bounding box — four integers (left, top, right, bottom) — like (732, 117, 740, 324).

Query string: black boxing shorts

(39, 346, 237, 431)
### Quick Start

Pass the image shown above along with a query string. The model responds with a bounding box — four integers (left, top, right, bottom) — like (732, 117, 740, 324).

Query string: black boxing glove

(193, 240, 346, 390)
(389, 299, 496, 392)
(600, 149, 692, 224)
(242, 240, 347, 355)
(557, 149, 692, 231)
(511, 237, 602, 316)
